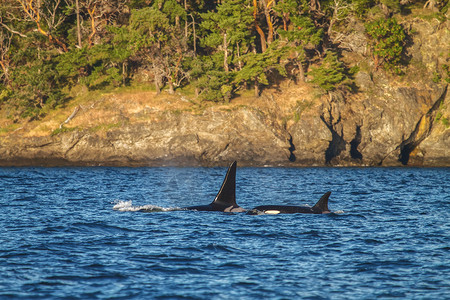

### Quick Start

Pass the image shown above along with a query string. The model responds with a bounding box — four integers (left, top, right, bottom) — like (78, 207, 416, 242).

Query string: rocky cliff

(0, 15, 448, 167)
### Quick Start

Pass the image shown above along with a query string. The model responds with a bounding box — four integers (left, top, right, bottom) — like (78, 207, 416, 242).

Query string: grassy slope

(0, 81, 319, 139)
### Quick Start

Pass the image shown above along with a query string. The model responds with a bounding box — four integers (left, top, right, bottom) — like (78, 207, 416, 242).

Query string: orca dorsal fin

(211, 161, 237, 207)
(312, 191, 331, 213)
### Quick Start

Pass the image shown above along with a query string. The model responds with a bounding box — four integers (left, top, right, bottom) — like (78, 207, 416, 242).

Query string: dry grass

(0, 81, 320, 138)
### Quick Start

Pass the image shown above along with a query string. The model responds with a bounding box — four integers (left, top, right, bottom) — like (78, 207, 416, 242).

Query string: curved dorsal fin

(312, 191, 331, 213)
(211, 161, 237, 207)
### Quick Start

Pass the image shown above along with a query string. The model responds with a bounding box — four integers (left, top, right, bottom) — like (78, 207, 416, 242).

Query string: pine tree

(308, 50, 347, 92)
(201, 0, 254, 73)
(365, 17, 405, 71)
(129, 2, 189, 93)
(197, 0, 254, 101)
(234, 43, 288, 97)
(275, 0, 323, 82)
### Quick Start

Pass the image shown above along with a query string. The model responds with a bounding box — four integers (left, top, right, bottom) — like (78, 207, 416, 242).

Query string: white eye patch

(264, 210, 281, 215)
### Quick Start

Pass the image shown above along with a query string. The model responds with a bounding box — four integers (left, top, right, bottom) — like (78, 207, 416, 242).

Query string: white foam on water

(112, 200, 181, 212)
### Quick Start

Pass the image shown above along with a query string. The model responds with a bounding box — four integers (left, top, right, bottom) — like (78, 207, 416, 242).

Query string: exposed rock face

(413, 89, 450, 166)
(0, 108, 292, 166)
(287, 82, 448, 167)
(0, 84, 447, 167)
(285, 15, 450, 167)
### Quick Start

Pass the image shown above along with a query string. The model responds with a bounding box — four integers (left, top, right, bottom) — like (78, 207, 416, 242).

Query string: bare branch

(15, 0, 68, 51)
(0, 30, 13, 85)
(0, 21, 27, 37)
(60, 106, 80, 128)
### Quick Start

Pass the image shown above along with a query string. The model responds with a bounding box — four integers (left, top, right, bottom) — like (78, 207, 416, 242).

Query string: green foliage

(0, 0, 442, 114)
(129, 5, 190, 92)
(443, 57, 450, 83)
(10, 57, 65, 118)
(159, 0, 187, 24)
(201, 0, 253, 46)
(193, 0, 256, 100)
(51, 126, 78, 136)
(365, 17, 406, 71)
(275, 0, 322, 80)
(308, 51, 347, 92)
(351, 0, 376, 17)
(293, 99, 313, 122)
(129, 7, 171, 46)
(200, 0, 254, 71)
(234, 43, 288, 86)
(0, 87, 12, 104)
(432, 71, 441, 83)
(435, 111, 449, 128)
(188, 51, 234, 101)
(379, 0, 401, 13)
(56, 47, 90, 85)
(280, 15, 323, 45)
(196, 70, 234, 102)
(435, 102, 449, 128)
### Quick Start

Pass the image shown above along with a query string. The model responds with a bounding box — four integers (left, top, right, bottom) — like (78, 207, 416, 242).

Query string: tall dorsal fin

(312, 191, 331, 213)
(211, 161, 237, 207)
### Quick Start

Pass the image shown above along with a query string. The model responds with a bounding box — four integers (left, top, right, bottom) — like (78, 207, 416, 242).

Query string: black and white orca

(184, 161, 334, 215)
(184, 161, 246, 212)
(247, 192, 332, 215)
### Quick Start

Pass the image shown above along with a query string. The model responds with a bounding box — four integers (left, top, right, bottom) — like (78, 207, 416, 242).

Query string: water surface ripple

(0, 167, 449, 299)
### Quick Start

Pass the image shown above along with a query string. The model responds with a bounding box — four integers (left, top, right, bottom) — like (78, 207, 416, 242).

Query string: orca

(247, 191, 332, 215)
(184, 161, 246, 212)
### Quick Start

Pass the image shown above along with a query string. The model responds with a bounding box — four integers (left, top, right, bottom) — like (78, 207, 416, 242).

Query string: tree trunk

(328, 18, 335, 37)
(262, 0, 273, 45)
(191, 14, 197, 56)
(195, 87, 199, 98)
(76, 0, 82, 48)
(310, 0, 321, 11)
(423, 0, 438, 11)
(253, 0, 267, 52)
(223, 32, 229, 72)
(122, 62, 127, 86)
(254, 78, 260, 97)
(0, 60, 10, 85)
(168, 79, 175, 94)
(237, 43, 242, 70)
(298, 61, 305, 82)
(88, 5, 97, 47)
(184, 0, 188, 38)
(154, 76, 161, 94)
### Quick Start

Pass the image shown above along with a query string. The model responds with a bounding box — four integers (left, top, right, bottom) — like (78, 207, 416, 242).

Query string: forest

(0, 0, 449, 119)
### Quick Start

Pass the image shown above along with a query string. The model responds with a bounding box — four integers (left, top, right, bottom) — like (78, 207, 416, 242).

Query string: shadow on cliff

(398, 85, 448, 165)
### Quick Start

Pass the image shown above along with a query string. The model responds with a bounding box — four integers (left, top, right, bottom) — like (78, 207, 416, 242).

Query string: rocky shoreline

(0, 82, 448, 168)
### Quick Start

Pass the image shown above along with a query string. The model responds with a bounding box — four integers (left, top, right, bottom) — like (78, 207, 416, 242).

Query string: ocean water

(0, 166, 449, 299)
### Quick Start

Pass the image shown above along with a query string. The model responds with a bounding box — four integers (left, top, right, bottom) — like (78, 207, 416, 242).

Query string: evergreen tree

(201, 0, 254, 73)
(129, 3, 189, 93)
(197, 0, 254, 101)
(234, 43, 288, 97)
(365, 17, 406, 71)
(308, 50, 347, 92)
(275, 0, 323, 82)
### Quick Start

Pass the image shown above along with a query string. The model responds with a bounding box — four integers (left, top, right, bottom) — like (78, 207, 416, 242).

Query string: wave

(112, 200, 181, 212)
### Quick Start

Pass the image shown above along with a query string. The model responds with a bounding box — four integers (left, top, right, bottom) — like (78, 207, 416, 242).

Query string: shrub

(308, 51, 347, 92)
(365, 17, 406, 71)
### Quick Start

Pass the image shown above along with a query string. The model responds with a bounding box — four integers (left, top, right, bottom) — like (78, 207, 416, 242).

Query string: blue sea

(1, 166, 449, 299)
